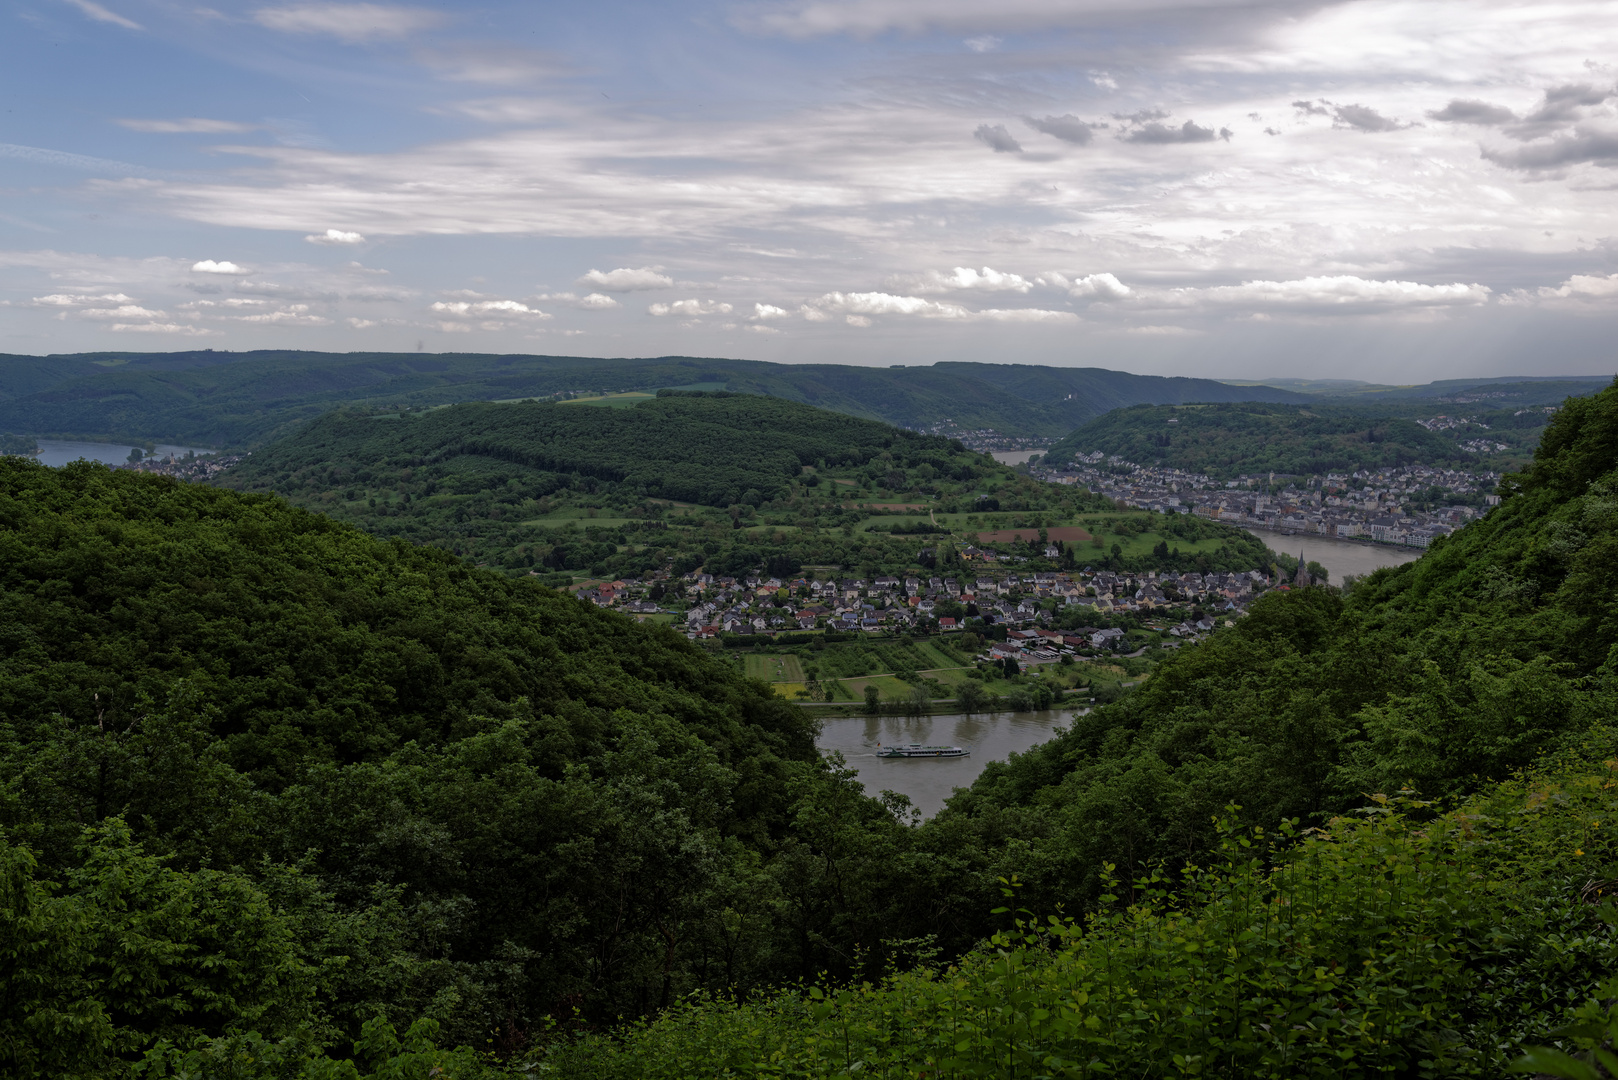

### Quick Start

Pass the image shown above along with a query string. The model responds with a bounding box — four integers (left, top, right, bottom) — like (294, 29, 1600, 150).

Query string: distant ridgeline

(1041, 395, 1584, 477)
(0, 350, 1309, 447)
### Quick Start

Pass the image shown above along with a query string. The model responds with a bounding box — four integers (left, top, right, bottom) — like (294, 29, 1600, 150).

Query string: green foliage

(0, 456, 882, 1062)
(0, 351, 1308, 447)
(212, 394, 1122, 579)
(1044, 400, 1527, 477)
(544, 748, 1618, 1077)
(906, 379, 1618, 944)
(0, 821, 313, 1079)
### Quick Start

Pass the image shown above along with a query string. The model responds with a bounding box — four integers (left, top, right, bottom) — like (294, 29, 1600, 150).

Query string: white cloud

(348, 317, 377, 328)
(964, 35, 1001, 52)
(253, 3, 445, 42)
(31, 292, 135, 306)
(974, 308, 1080, 322)
(111, 323, 215, 335)
(1186, 275, 1490, 310)
(1512, 271, 1618, 306)
(192, 259, 249, 274)
(535, 291, 620, 309)
(904, 266, 1032, 293)
(810, 291, 1073, 323)
(746, 324, 782, 334)
(578, 266, 675, 292)
(814, 291, 972, 318)
(63, 0, 141, 30)
(82, 304, 165, 320)
(753, 302, 791, 319)
(305, 228, 366, 245)
(234, 306, 333, 325)
(1046, 272, 1132, 300)
(431, 299, 550, 317)
(743, 0, 1255, 37)
(118, 118, 256, 133)
(648, 299, 732, 316)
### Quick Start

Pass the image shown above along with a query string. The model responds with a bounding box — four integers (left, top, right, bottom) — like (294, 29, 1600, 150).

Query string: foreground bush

(543, 735, 1618, 1078)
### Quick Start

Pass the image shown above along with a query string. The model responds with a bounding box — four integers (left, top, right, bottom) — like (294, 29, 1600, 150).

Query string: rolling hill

(1041, 395, 1582, 476)
(0, 350, 1309, 448)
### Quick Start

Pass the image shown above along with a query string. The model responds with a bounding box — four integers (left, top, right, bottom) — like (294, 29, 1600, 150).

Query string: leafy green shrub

(541, 742, 1618, 1078)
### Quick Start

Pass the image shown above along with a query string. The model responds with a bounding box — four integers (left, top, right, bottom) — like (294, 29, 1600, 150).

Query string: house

(1090, 627, 1126, 649)
(938, 617, 958, 630)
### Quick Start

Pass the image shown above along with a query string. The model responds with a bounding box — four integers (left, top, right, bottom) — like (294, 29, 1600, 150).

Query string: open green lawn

(744, 654, 805, 683)
(918, 667, 972, 687)
(838, 675, 913, 699)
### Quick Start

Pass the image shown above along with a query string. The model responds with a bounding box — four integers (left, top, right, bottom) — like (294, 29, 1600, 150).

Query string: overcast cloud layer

(1, 0, 1616, 380)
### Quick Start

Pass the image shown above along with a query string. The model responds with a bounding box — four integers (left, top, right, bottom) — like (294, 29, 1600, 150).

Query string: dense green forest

(214, 393, 1273, 580)
(1041, 398, 1566, 476)
(0, 350, 1307, 448)
(10, 378, 1618, 1077)
(0, 459, 894, 1075)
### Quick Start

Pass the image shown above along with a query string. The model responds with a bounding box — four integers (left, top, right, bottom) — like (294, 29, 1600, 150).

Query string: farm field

(744, 654, 805, 683)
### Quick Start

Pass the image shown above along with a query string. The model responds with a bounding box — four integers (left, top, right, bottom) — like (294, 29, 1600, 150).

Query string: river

(816, 708, 1078, 818)
(33, 440, 218, 468)
(1243, 527, 1422, 583)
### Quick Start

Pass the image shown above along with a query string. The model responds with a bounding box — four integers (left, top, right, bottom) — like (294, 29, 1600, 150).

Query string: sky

(2, 0, 1617, 382)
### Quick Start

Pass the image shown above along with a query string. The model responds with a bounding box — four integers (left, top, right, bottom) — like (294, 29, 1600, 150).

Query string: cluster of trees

(1041, 400, 1537, 476)
(0, 459, 899, 1074)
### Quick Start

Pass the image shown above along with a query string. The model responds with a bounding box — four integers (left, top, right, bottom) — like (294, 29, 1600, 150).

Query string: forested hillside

(1042, 399, 1554, 476)
(213, 392, 1271, 580)
(0, 458, 897, 1074)
(0, 350, 1306, 448)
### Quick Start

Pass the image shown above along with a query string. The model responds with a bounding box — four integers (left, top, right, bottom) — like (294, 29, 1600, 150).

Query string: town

(579, 561, 1293, 661)
(1036, 456, 1500, 549)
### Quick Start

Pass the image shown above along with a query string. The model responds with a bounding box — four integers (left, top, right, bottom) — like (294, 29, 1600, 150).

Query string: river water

(1243, 527, 1422, 583)
(32, 440, 218, 468)
(817, 708, 1077, 818)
